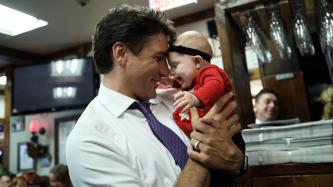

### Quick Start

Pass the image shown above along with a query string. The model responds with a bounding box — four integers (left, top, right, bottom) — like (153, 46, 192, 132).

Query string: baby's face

(168, 52, 197, 90)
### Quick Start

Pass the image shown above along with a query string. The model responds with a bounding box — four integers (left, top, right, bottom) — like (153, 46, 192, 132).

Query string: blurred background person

(49, 164, 72, 187)
(0, 170, 14, 187)
(11, 176, 25, 187)
(320, 85, 333, 119)
(253, 88, 279, 124)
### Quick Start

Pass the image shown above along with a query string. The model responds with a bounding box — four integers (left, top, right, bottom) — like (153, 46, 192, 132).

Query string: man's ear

(192, 55, 203, 69)
(112, 42, 127, 67)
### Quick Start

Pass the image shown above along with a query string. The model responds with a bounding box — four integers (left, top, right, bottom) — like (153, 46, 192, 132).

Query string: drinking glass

(269, 11, 292, 59)
(293, 13, 315, 56)
(245, 16, 272, 63)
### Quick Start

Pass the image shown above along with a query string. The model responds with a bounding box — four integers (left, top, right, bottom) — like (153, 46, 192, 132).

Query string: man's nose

(160, 62, 169, 77)
(268, 101, 276, 108)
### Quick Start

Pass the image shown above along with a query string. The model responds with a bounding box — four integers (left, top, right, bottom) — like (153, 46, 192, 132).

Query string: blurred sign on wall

(149, 0, 197, 11)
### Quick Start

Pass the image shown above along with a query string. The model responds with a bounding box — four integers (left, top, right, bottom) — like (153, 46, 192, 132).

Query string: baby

(168, 31, 234, 136)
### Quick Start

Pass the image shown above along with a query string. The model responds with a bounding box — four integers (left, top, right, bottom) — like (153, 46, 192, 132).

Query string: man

(66, 4, 244, 187)
(253, 88, 279, 124)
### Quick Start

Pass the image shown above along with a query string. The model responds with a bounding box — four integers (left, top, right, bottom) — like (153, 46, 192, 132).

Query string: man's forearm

(175, 158, 211, 187)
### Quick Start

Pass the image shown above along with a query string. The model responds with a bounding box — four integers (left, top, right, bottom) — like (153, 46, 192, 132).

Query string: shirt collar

(153, 88, 178, 103)
(98, 84, 170, 117)
(255, 118, 263, 124)
(98, 84, 137, 117)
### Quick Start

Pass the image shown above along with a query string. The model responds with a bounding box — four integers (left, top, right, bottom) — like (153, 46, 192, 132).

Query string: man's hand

(188, 92, 244, 175)
(174, 91, 201, 113)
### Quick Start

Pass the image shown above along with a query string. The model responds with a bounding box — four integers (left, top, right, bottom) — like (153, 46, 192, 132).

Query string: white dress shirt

(66, 84, 190, 187)
(255, 118, 263, 124)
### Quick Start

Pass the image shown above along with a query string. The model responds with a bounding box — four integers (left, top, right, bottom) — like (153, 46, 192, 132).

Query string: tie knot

(130, 102, 151, 116)
(137, 102, 151, 115)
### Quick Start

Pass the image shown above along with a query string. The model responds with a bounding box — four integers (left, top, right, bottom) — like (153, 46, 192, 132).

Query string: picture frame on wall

(17, 142, 34, 172)
(10, 116, 25, 132)
(54, 114, 80, 164)
(39, 155, 51, 167)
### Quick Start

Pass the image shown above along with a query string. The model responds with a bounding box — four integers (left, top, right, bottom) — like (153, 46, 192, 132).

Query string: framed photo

(10, 116, 25, 132)
(39, 155, 51, 167)
(54, 115, 80, 164)
(17, 142, 35, 172)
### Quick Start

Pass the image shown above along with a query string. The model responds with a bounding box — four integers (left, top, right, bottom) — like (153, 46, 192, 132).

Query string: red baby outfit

(173, 64, 232, 136)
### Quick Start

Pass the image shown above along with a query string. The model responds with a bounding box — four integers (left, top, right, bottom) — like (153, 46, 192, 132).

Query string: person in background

(66, 4, 245, 187)
(0, 175, 12, 187)
(49, 164, 72, 187)
(11, 176, 25, 187)
(320, 85, 333, 119)
(253, 88, 279, 124)
(0, 170, 15, 187)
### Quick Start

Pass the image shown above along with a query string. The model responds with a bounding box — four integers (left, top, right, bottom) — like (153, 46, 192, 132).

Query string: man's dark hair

(254, 88, 279, 103)
(93, 4, 176, 74)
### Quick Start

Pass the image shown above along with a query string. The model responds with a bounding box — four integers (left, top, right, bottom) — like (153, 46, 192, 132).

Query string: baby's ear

(192, 55, 203, 69)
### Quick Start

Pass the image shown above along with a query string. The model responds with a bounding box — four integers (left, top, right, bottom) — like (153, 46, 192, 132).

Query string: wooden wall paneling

(304, 0, 316, 33)
(226, 0, 280, 13)
(304, 0, 315, 15)
(215, 4, 255, 127)
(0, 46, 45, 71)
(241, 163, 333, 187)
(249, 163, 333, 176)
(0, 46, 44, 63)
(252, 174, 333, 187)
(173, 8, 214, 27)
(262, 71, 310, 121)
(230, 12, 243, 31)
(2, 68, 11, 169)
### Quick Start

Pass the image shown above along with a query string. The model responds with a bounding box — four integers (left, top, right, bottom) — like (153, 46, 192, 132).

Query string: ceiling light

(0, 4, 48, 36)
(51, 59, 85, 77)
(53, 87, 77, 99)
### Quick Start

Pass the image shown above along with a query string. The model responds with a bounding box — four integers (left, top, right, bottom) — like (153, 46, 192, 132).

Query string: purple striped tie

(135, 102, 188, 169)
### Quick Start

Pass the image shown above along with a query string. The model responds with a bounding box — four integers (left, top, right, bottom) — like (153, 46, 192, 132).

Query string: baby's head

(168, 31, 213, 90)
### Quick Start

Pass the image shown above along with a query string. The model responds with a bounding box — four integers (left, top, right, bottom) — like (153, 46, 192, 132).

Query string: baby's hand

(173, 91, 201, 113)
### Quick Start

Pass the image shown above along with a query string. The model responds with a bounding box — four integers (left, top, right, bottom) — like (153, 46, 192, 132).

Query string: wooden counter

(241, 163, 333, 187)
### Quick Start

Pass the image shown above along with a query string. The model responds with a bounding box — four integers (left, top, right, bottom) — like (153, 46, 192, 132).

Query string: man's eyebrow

(158, 51, 168, 57)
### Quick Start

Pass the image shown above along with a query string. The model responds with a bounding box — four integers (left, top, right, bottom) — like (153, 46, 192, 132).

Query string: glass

(320, 12, 333, 52)
(269, 11, 292, 59)
(293, 13, 315, 56)
(317, 0, 333, 53)
(245, 16, 272, 64)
